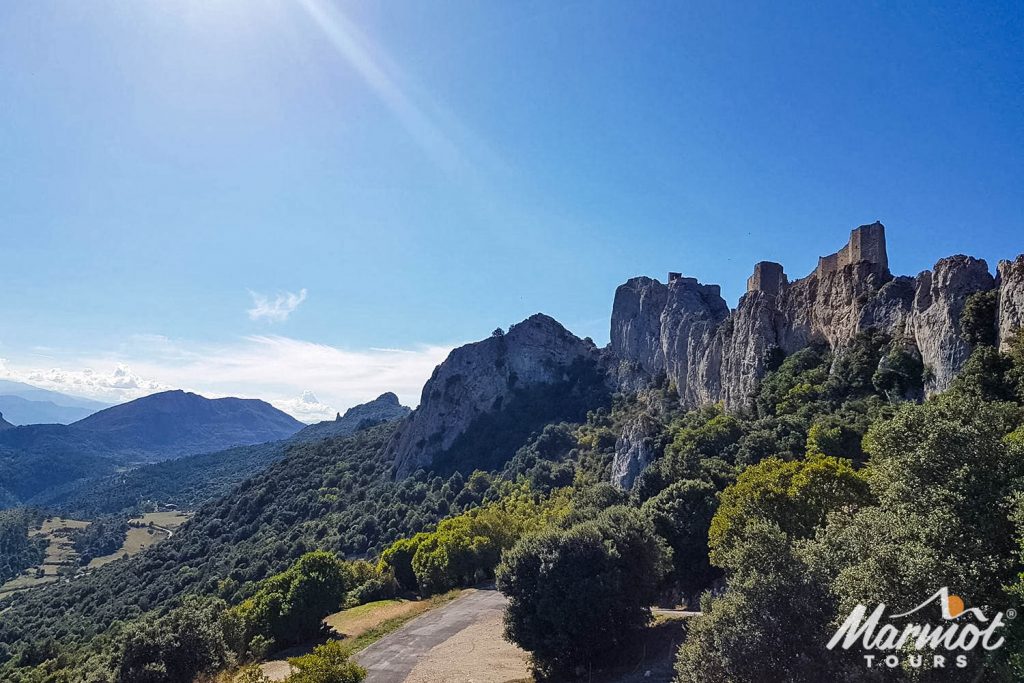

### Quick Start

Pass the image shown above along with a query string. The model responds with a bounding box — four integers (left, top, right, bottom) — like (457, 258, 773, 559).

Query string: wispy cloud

(0, 335, 454, 422)
(247, 288, 308, 323)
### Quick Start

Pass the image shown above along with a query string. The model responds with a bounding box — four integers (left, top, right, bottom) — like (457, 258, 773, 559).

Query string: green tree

(377, 533, 428, 592)
(223, 551, 351, 659)
(114, 596, 229, 683)
(678, 456, 872, 683)
(803, 395, 1024, 681)
(708, 455, 871, 569)
(676, 520, 837, 683)
(497, 506, 670, 679)
(395, 485, 570, 595)
(640, 479, 718, 600)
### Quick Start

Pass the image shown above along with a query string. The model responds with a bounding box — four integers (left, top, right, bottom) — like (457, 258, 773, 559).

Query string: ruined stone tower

(746, 261, 788, 295)
(815, 222, 888, 278)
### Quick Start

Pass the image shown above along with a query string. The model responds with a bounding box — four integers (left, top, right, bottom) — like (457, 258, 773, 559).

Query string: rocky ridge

(610, 222, 1012, 407)
(388, 314, 602, 477)
(294, 392, 411, 442)
(389, 222, 1022, 479)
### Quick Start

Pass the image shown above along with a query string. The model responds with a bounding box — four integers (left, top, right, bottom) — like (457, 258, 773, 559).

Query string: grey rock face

(389, 314, 598, 477)
(906, 256, 994, 392)
(611, 414, 661, 490)
(610, 223, 1004, 408)
(998, 255, 1024, 351)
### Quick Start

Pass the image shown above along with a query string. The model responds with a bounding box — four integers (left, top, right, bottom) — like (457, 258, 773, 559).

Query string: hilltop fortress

(390, 221, 1024, 478)
(746, 222, 888, 296)
(610, 221, 1023, 409)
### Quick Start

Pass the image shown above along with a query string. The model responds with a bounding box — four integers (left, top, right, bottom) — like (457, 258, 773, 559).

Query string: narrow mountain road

(354, 587, 521, 683)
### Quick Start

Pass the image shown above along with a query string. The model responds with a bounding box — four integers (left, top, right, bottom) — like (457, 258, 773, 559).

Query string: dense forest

(0, 508, 46, 584)
(34, 440, 291, 517)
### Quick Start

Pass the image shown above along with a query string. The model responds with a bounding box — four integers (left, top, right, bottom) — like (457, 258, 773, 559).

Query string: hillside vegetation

(2, 329, 1024, 681)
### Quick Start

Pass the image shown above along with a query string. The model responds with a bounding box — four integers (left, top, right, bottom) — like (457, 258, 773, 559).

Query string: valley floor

(0, 511, 190, 596)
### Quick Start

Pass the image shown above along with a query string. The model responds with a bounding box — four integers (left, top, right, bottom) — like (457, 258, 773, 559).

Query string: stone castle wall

(746, 261, 788, 295)
(816, 222, 888, 278)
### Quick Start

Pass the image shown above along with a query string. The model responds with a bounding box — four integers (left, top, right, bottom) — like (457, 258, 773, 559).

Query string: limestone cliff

(389, 314, 602, 477)
(610, 412, 661, 490)
(610, 222, 1010, 408)
(998, 255, 1024, 351)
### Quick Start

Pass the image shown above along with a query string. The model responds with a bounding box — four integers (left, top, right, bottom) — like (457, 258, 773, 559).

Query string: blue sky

(1, 1, 1021, 419)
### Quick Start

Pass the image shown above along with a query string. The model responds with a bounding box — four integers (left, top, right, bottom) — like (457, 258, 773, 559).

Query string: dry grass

(325, 598, 425, 638)
(87, 511, 191, 568)
(136, 511, 190, 530)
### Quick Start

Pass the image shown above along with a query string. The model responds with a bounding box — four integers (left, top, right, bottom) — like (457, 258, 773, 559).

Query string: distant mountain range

(0, 379, 112, 425)
(36, 392, 412, 516)
(0, 389, 305, 506)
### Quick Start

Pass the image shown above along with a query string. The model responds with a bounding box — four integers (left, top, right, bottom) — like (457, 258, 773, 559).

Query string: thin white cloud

(0, 335, 454, 422)
(247, 288, 308, 323)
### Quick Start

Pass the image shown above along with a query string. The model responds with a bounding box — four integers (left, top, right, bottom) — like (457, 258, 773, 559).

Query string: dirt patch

(404, 607, 531, 683)
(259, 659, 294, 682)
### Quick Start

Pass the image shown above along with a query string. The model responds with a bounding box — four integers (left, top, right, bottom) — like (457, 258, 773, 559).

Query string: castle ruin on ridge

(745, 221, 888, 295)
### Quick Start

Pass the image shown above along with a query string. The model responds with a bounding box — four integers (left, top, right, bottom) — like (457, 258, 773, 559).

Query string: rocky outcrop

(389, 314, 600, 477)
(998, 255, 1024, 351)
(610, 222, 1007, 407)
(294, 392, 411, 442)
(906, 256, 994, 391)
(0, 413, 12, 431)
(610, 413, 660, 490)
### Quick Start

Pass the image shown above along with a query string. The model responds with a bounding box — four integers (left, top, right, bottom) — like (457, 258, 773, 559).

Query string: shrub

(223, 551, 350, 659)
(286, 640, 366, 683)
(497, 506, 670, 679)
(960, 289, 998, 347)
(113, 596, 229, 683)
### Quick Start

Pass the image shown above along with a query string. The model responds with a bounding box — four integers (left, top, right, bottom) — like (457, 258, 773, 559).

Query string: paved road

(354, 588, 507, 683)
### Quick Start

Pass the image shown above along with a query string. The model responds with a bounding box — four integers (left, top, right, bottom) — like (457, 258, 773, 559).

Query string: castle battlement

(815, 222, 888, 278)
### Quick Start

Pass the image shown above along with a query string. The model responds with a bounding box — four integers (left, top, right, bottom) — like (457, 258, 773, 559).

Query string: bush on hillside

(496, 506, 670, 679)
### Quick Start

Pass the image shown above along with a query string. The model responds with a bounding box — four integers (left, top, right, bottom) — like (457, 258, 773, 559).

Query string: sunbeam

(296, 0, 464, 172)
